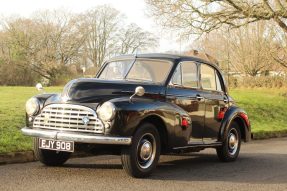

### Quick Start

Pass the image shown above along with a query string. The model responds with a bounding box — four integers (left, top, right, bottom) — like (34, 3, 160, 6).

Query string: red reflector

(240, 113, 250, 126)
(217, 107, 227, 120)
(181, 118, 188, 127)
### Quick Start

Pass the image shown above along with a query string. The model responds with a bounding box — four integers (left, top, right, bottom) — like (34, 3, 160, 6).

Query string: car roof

(108, 53, 218, 67)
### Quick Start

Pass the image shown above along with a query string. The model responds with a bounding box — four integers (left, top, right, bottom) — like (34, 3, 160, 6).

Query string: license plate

(39, 138, 74, 152)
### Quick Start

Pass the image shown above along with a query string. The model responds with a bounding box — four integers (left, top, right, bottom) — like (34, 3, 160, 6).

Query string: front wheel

(34, 138, 71, 166)
(216, 122, 241, 162)
(121, 123, 160, 178)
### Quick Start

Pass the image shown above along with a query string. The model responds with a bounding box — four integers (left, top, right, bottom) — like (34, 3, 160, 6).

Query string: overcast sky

(0, 0, 190, 52)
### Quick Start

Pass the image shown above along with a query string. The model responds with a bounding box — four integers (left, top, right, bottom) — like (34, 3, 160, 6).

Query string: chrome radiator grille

(33, 104, 104, 133)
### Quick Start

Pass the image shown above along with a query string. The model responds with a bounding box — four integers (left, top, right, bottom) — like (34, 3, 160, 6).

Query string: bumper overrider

(21, 127, 132, 145)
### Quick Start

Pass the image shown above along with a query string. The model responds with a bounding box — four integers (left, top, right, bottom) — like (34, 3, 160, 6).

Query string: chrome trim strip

(21, 127, 132, 145)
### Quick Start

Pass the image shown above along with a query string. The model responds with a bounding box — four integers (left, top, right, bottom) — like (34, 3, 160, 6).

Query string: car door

(166, 61, 205, 145)
(199, 63, 229, 143)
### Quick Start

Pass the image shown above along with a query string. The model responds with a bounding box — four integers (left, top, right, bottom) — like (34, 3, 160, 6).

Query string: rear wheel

(34, 138, 71, 166)
(121, 123, 160, 178)
(216, 122, 241, 162)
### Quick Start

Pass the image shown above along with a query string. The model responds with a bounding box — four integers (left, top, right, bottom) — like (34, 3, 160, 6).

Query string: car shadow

(58, 151, 287, 184)
(151, 152, 287, 184)
(62, 163, 123, 170)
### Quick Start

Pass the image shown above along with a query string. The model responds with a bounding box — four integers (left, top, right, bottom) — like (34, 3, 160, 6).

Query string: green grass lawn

(0, 86, 286, 153)
(230, 88, 287, 137)
(0, 86, 62, 153)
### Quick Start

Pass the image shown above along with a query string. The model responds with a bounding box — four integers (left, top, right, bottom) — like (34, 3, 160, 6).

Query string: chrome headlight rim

(97, 101, 116, 122)
(25, 97, 40, 116)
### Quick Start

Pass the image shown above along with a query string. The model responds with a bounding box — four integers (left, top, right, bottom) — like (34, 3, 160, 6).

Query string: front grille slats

(42, 109, 93, 115)
(34, 118, 99, 124)
(34, 121, 99, 128)
(33, 104, 104, 133)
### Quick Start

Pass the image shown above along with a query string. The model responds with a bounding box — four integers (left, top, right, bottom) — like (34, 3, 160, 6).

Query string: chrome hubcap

(228, 129, 238, 155)
(140, 140, 152, 161)
(137, 133, 156, 169)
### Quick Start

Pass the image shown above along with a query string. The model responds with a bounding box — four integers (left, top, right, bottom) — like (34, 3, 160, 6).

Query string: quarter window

(215, 71, 223, 91)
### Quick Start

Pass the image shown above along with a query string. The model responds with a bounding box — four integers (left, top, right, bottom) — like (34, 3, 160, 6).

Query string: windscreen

(98, 59, 173, 84)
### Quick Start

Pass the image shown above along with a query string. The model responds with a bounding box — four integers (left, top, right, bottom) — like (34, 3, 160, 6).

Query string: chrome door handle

(196, 95, 204, 101)
(223, 97, 229, 103)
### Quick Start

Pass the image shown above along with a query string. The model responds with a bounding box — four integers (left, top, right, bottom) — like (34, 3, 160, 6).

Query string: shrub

(0, 62, 40, 86)
(228, 76, 287, 88)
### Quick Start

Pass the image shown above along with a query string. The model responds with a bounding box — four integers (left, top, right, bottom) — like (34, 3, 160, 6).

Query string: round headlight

(97, 102, 116, 121)
(25, 97, 40, 116)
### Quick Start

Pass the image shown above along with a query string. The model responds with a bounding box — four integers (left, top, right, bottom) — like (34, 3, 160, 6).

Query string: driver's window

(170, 62, 198, 88)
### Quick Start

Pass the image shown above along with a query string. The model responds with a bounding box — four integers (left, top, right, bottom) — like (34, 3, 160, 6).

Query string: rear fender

(219, 106, 251, 142)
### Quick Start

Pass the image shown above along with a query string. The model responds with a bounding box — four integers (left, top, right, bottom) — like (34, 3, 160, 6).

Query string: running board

(172, 142, 222, 150)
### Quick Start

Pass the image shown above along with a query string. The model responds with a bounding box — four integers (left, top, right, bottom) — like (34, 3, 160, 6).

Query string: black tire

(216, 122, 241, 162)
(121, 123, 161, 178)
(34, 138, 71, 166)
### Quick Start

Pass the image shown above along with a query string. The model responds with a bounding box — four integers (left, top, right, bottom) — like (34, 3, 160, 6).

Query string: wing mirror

(135, 86, 145, 96)
(36, 83, 44, 91)
(130, 86, 145, 102)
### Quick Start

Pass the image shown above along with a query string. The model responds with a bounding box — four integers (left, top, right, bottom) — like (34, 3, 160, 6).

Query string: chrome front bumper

(21, 127, 132, 145)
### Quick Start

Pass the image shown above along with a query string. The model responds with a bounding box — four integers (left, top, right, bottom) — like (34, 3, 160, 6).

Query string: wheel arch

(137, 115, 169, 153)
(219, 106, 251, 142)
(232, 116, 247, 141)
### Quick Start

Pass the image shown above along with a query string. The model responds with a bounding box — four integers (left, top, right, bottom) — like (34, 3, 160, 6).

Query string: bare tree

(78, 5, 158, 68)
(146, 0, 287, 69)
(79, 5, 122, 68)
(0, 6, 159, 85)
(118, 23, 158, 54)
(146, 0, 287, 34)
(0, 11, 84, 84)
(230, 23, 275, 76)
(0, 18, 42, 85)
(31, 10, 86, 82)
(194, 22, 278, 76)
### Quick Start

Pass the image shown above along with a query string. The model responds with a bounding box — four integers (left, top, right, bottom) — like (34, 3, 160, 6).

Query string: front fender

(26, 93, 58, 127)
(108, 97, 191, 148)
(34, 93, 57, 105)
(219, 105, 251, 142)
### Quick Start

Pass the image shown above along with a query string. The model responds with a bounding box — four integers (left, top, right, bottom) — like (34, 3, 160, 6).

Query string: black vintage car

(22, 53, 251, 178)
